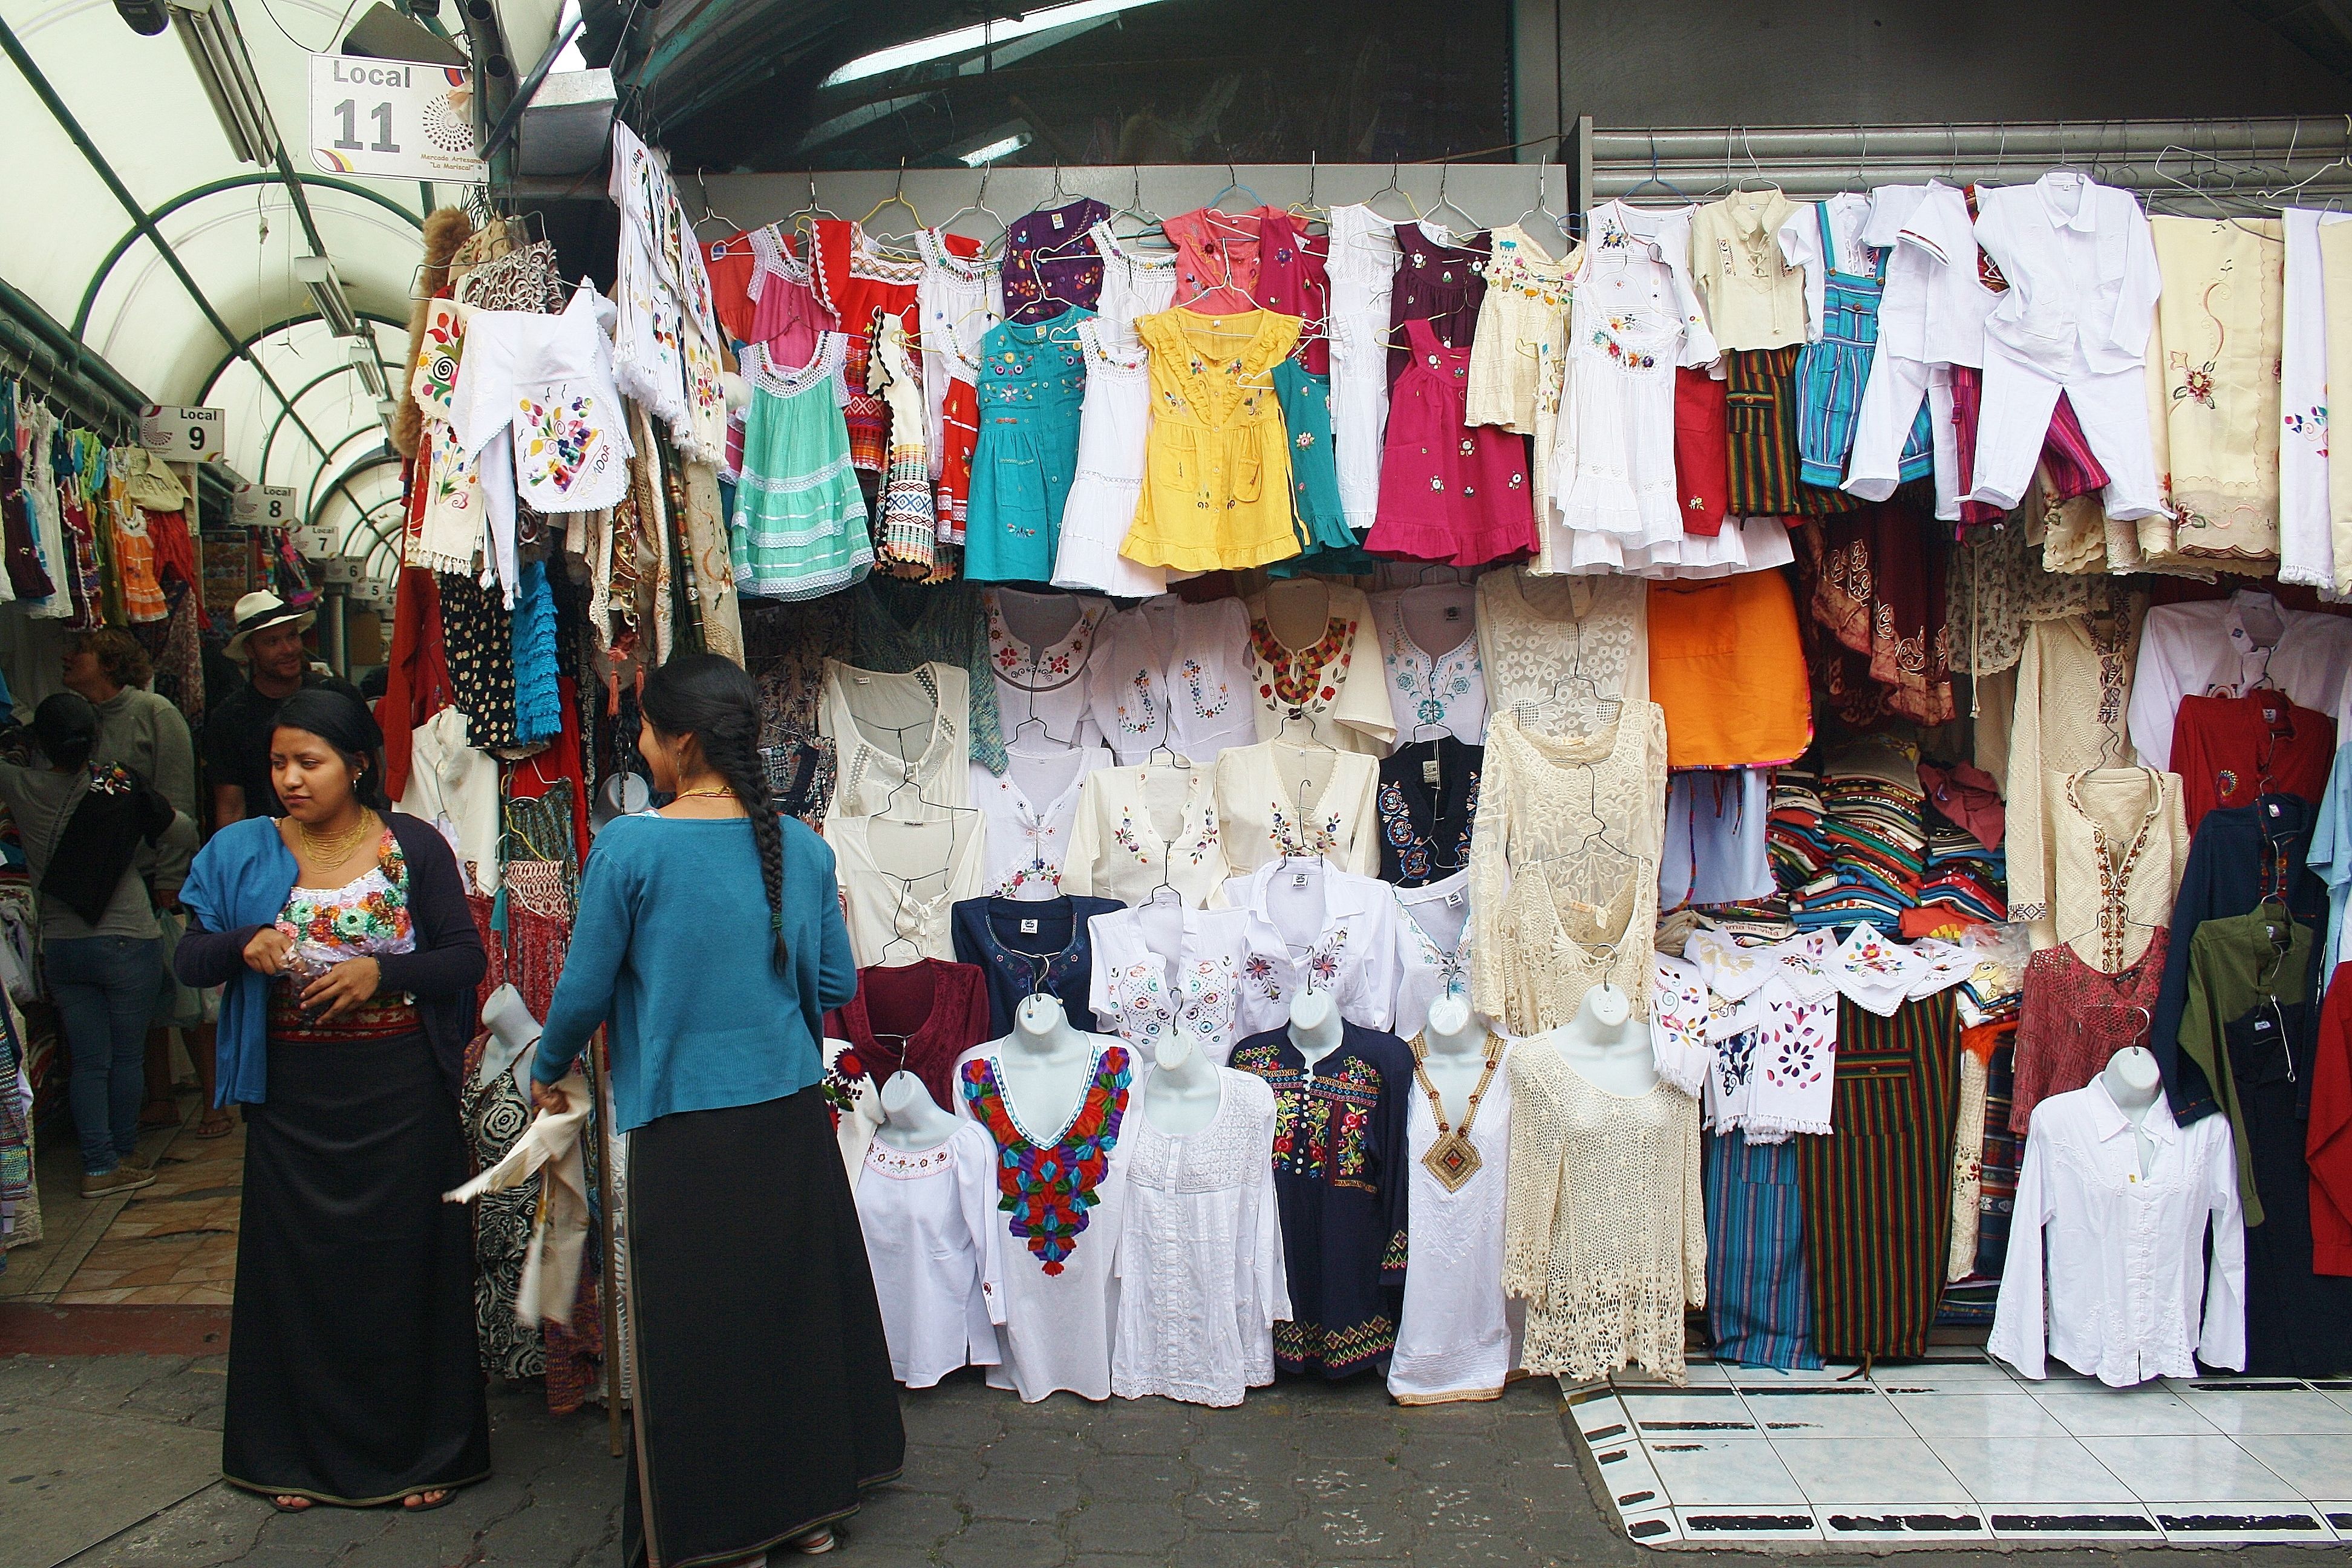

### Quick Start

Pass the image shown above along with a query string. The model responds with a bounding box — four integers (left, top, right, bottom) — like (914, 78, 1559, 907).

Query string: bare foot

(400, 1490, 449, 1510)
(273, 1495, 311, 1512)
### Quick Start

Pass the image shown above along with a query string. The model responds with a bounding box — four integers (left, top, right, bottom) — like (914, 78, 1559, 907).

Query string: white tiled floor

(1575, 1352, 2352, 1549)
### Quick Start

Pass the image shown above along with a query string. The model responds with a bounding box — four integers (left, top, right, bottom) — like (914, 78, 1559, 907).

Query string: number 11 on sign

(332, 99, 398, 154)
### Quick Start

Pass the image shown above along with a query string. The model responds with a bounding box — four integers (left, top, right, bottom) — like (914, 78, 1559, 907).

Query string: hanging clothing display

(1368, 585, 1487, 747)
(1244, 580, 1394, 754)
(950, 893, 1120, 1036)
(1109, 1067, 1290, 1406)
(2030, 768, 2188, 973)
(1798, 502, 1956, 728)
(2279, 210, 2345, 591)
(1387, 223, 1490, 388)
(832, 813, 988, 967)
(1783, 197, 1930, 488)
(1376, 736, 1480, 888)
(1062, 760, 1226, 909)
(1988, 1077, 2245, 1384)
(1503, 1044, 1705, 1383)
(1703, 1128, 1820, 1371)
(1089, 221, 1178, 349)
(1087, 904, 1264, 1065)
(1088, 594, 1257, 766)
(1544, 223, 1689, 571)
(2146, 216, 2285, 564)
(824, 958, 993, 1114)
(2129, 591, 2352, 775)
(731, 336, 874, 603)
(1646, 573, 1812, 769)
(2004, 601, 2145, 929)
(914, 229, 1004, 475)
(1001, 200, 1108, 324)
(1474, 569, 1650, 716)
(2012, 928, 2171, 1134)
(1388, 1032, 1520, 1404)
(955, 1036, 1136, 1401)
(1221, 857, 1403, 1037)
(1253, 209, 1331, 373)
(1466, 225, 1574, 434)
(1367, 318, 1538, 566)
(820, 659, 973, 822)
(1795, 993, 1962, 1361)
(1050, 319, 1166, 598)
(1227, 1022, 1415, 1378)
(964, 310, 1093, 583)
(2171, 692, 2335, 829)
(1692, 188, 1808, 351)
(970, 743, 1109, 900)
(1659, 768, 1775, 910)
(1391, 870, 1474, 1041)
(1122, 308, 1305, 573)
(984, 588, 1109, 751)
(1212, 740, 1383, 878)
(1327, 204, 1401, 537)
(1270, 358, 1365, 573)
(866, 322, 938, 577)
(856, 1122, 1005, 1390)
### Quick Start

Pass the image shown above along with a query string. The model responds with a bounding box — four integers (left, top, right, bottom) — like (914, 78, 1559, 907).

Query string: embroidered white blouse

(1212, 740, 1383, 880)
(1089, 595, 1259, 766)
(1391, 869, 1474, 1042)
(970, 743, 1112, 901)
(1062, 761, 1226, 909)
(820, 659, 974, 822)
(1245, 580, 1397, 755)
(985, 587, 1111, 751)
(854, 1121, 1006, 1388)
(1087, 903, 1267, 1066)
(1370, 585, 1489, 746)
(1221, 858, 1402, 1037)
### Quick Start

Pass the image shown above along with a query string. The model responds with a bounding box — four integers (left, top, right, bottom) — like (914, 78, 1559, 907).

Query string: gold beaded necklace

(1408, 1028, 1506, 1192)
(298, 808, 375, 864)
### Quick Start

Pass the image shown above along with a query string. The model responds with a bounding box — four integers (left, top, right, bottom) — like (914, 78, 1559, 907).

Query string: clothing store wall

(1512, 0, 2352, 148)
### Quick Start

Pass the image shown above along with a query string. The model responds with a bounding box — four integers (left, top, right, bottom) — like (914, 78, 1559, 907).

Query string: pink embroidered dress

(1365, 319, 1537, 566)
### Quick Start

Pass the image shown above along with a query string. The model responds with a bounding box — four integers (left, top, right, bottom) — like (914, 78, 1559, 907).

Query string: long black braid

(639, 653, 789, 974)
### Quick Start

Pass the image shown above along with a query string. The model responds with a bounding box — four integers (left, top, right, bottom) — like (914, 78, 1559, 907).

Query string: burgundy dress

(1387, 223, 1489, 390)
(823, 958, 992, 1111)
(1365, 319, 1536, 566)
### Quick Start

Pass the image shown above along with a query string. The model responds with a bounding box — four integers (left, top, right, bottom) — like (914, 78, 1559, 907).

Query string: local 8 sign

(138, 405, 225, 460)
(308, 54, 488, 183)
(234, 483, 298, 529)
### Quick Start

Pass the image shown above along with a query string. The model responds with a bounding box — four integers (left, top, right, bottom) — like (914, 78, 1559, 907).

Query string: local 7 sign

(309, 54, 488, 183)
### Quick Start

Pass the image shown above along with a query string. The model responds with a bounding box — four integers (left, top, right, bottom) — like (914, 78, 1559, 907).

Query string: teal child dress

(730, 333, 874, 601)
(1269, 358, 1379, 578)
(964, 308, 1093, 583)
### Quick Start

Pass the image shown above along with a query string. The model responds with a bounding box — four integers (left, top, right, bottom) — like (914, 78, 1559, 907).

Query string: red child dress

(1365, 318, 1537, 566)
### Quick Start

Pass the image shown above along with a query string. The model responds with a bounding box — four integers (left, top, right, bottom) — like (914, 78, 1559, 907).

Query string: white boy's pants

(1965, 339, 2169, 521)
(1841, 351, 1963, 520)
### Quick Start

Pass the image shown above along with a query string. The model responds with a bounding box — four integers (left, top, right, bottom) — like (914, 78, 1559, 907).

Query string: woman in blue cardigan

(532, 652, 901, 1564)
(174, 688, 488, 1514)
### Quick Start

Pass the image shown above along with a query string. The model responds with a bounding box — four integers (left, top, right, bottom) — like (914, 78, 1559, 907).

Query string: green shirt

(2177, 907, 2312, 1227)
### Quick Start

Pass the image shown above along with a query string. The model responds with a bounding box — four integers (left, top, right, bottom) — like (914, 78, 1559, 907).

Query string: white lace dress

(1502, 1044, 1705, 1385)
(1051, 320, 1168, 598)
(1389, 1036, 1523, 1403)
(1111, 1069, 1290, 1406)
(1543, 247, 1686, 570)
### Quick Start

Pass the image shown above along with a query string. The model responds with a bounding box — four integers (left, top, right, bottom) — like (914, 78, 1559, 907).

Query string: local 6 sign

(308, 54, 488, 183)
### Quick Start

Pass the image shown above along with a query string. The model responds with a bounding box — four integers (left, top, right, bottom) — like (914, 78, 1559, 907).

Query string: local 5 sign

(138, 405, 226, 460)
(308, 54, 488, 183)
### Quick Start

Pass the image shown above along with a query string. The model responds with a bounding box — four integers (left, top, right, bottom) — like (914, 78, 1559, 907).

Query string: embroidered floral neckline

(958, 1044, 1132, 1273)
(1251, 615, 1353, 709)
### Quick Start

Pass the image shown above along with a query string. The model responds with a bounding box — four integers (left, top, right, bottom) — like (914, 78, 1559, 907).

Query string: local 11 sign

(138, 405, 225, 461)
(308, 54, 488, 183)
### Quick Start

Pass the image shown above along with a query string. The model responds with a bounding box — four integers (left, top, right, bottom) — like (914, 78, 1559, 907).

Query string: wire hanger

(1619, 131, 1693, 206)
(1110, 165, 1165, 242)
(860, 159, 925, 249)
(690, 168, 743, 236)
(940, 165, 1009, 251)
(1514, 158, 1572, 255)
(1366, 160, 1422, 222)
(1207, 159, 1264, 214)
(1290, 151, 1327, 221)
(1425, 163, 1478, 238)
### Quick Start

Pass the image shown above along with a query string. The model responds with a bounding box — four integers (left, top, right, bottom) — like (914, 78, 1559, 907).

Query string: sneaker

(117, 1150, 154, 1173)
(80, 1166, 158, 1199)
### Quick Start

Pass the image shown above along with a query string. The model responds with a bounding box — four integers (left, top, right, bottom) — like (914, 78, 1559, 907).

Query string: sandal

(194, 1110, 235, 1139)
(400, 1490, 454, 1512)
(787, 1526, 837, 1555)
(270, 1496, 312, 1514)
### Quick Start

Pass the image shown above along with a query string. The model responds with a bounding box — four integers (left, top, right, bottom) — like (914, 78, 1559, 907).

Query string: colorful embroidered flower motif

(520, 394, 602, 493)
(958, 1047, 1132, 1275)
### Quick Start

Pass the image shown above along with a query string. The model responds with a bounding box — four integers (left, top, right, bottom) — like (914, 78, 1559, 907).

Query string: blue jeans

(47, 935, 163, 1176)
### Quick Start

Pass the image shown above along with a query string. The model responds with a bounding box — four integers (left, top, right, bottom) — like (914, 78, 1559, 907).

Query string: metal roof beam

(258, 361, 384, 477)
(73, 173, 422, 338)
(195, 310, 407, 410)
(0, 11, 385, 531)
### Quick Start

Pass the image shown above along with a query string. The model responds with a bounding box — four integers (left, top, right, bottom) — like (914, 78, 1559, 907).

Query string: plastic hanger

(1206, 160, 1264, 214)
(1618, 132, 1693, 206)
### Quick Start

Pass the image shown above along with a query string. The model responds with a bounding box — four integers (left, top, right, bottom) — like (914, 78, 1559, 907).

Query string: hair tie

(772, 912, 783, 933)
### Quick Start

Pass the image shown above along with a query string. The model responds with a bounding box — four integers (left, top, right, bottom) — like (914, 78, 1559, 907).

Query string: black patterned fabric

(437, 571, 520, 748)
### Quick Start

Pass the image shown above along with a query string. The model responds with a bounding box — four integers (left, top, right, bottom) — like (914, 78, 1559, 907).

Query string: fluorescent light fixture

(348, 341, 388, 399)
(293, 253, 362, 338)
(961, 131, 1032, 166)
(376, 398, 401, 431)
(822, 0, 1171, 87)
(168, 0, 280, 164)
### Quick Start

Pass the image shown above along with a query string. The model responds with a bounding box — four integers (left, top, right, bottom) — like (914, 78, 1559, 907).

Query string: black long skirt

(621, 1088, 904, 1568)
(223, 1031, 491, 1504)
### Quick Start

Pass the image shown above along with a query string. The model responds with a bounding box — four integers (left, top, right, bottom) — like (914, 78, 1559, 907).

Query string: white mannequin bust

(1418, 993, 1494, 1125)
(1289, 987, 1344, 1073)
(2103, 1045, 2163, 1179)
(993, 993, 1098, 1142)
(477, 984, 543, 1091)
(1548, 981, 1658, 1099)
(874, 1070, 962, 1153)
(1140, 1034, 1221, 1136)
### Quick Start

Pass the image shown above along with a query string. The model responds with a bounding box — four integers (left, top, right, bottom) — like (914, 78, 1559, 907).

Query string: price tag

(307, 54, 488, 183)
(138, 405, 225, 460)
(233, 483, 298, 528)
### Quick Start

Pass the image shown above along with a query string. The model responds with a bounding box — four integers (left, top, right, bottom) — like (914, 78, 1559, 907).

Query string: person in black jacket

(174, 688, 488, 1514)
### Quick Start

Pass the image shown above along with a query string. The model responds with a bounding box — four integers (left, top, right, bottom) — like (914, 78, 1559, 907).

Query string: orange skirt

(1647, 572, 1813, 768)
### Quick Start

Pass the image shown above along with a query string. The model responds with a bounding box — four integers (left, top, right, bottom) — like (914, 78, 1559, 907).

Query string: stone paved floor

(8, 1351, 2347, 1568)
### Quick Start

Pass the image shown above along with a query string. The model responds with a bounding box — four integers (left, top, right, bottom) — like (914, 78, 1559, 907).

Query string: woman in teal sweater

(532, 653, 900, 1564)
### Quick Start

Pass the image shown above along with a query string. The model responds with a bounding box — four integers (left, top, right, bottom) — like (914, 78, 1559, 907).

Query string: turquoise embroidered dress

(964, 309, 1093, 583)
(1269, 358, 1378, 577)
(731, 333, 874, 602)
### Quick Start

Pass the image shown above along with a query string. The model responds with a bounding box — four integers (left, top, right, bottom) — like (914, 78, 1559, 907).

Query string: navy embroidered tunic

(1227, 1021, 1414, 1377)
(952, 892, 1121, 1036)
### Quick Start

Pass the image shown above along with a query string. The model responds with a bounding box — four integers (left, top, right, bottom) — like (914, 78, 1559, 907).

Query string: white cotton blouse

(1391, 870, 1474, 1042)
(1088, 903, 1266, 1066)
(1221, 858, 1403, 1037)
(970, 743, 1112, 901)
(1369, 585, 1489, 746)
(831, 811, 988, 967)
(985, 587, 1112, 751)
(1089, 595, 1260, 766)
(855, 1120, 1005, 1389)
(1111, 1068, 1290, 1406)
(1062, 761, 1226, 909)
(1244, 580, 1397, 755)
(1212, 740, 1383, 880)
(820, 659, 974, 822)
(1390, 1035, 1522, 1405)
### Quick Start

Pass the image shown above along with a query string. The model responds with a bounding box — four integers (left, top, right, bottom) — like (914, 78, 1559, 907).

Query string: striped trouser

(1723, 348, 1866, 517)
(1704, 1126, 1822, 1371)
(1795, 993, 1962, 1361)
